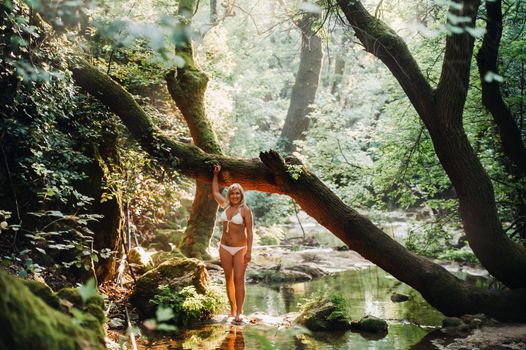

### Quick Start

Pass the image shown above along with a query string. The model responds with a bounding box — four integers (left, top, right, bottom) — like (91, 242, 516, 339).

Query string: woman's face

(229, 188, 242, 205)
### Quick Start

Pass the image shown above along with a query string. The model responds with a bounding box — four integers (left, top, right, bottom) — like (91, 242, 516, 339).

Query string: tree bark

(476, 0, 526, 176)
(163, 0, 223, 260)
(70, 59, 526, 321)
(337, 0, 526, 289)
(277, 12, 323, 154)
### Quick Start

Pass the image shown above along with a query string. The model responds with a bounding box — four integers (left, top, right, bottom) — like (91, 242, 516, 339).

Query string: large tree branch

(436, 0, 480, 123)
(70, 58, 526, 321)
(476, 0, 526, 175)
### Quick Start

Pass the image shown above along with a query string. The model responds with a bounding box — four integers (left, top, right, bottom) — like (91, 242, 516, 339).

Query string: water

(138, 267, 451, 349)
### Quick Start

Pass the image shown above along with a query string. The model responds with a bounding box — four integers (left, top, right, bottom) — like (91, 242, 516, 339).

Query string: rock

(151, 249, 185, 266)
(295, 298, 352, 331)
(351, 315, 388, 333)
(442, 317, 464, 328)
(22, 279, 61, 310)
(0, 271, 105, 350)
(130, 257, 209, 318)
(55, 286, 106, 336)
(390, 292, 410, 303)
(128, 246, 155, 274)
(289, 264, 327, 278)
(108, 317, 125, 329)
(247, 268, 312, 283)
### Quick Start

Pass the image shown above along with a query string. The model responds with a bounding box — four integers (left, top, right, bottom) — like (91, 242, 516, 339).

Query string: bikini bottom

(220, 243, 246, 256)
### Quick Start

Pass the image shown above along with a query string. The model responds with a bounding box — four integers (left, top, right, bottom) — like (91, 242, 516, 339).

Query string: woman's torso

(220, 205, 247, 246)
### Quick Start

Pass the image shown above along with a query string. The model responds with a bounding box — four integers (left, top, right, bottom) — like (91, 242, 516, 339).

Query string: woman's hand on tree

(213, 164, 221, 175)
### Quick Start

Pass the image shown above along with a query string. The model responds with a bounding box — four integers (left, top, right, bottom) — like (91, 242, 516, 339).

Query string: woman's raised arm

(212, 164, 227, 207)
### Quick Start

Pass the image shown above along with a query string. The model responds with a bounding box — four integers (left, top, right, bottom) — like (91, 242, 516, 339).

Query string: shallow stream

(137, 266, 456, 349)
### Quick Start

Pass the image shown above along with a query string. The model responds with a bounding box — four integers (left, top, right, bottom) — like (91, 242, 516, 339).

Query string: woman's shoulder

(240, 205, 252, 215)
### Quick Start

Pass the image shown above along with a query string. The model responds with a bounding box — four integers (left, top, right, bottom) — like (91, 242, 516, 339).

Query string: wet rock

(390, 292, 410, 303)
(351, 315, 388, 333)
(0, 271, 105, 350)
(247, 268, 312, 283)
(442, 317, 464, 328)
(289, 264, 327, 278)
(130, 257, 209, 318)
(295, 299, 352, 331)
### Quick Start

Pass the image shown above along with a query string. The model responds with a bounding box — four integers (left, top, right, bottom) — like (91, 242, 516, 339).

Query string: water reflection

(218, 326, 245, 350)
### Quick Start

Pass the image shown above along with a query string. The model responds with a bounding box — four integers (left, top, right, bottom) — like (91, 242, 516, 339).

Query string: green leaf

(78, 278, 98, 304)
(156, 306, 175, 322)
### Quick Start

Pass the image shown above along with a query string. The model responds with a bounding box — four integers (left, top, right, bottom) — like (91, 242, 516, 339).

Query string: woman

(212, 164, 253, 323)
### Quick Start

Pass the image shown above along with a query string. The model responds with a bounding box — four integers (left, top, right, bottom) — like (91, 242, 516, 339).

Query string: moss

(130, 257, 209, 318)
(56, 286, 106, 326)
(56, 287, 105, 309)
(151, 249, 186, 265)
(295, 295, 352, 331)
(22, 279, 61, 310)
(0, 271, 105, 350)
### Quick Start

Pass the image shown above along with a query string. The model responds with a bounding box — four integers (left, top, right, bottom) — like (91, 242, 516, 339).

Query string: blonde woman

(212, 164, 253, 323)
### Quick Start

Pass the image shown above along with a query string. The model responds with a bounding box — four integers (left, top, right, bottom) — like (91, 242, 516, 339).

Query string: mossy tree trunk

(164, 0, 223, 260)
(71, 59, 526, 322)
(77, 146, 123, 281)
(278, 11, 323, 154)
(337, 0, 526, 289)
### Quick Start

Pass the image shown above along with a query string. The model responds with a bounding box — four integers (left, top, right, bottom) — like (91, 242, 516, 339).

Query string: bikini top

(220, 206, 244, 233)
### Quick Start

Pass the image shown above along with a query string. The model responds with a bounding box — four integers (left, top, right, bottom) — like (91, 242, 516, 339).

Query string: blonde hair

(226, 183, 246, 207)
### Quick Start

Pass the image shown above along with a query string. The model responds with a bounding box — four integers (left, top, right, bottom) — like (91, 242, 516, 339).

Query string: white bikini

(219, 206, 246, 255)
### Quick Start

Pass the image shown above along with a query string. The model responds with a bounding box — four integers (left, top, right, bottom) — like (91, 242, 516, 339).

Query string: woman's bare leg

(233, 247, 248, 321)
(219, 246, 236, 316)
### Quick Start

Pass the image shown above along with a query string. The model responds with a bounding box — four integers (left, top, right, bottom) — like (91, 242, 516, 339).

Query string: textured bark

(278, 13, 323, 154)
(71, 60, 526, 321)
(337, 0, 526, 289)
(476, 0, 526, 175)
(163, 0, 223, 260)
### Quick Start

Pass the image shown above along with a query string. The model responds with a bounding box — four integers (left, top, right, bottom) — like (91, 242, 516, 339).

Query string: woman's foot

(229, 306, 237, 318)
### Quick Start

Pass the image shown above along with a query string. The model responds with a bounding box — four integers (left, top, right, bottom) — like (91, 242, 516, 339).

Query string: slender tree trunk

(70, 60, 526, 321)
(476, 0, 526, 176)
(164, 0, 223, 260)
(337, 0, 526, 289)
(277, 12, 323, 154)
(210, 0, 218, 24)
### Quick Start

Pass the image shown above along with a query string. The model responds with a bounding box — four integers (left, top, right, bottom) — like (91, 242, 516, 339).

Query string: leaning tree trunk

(476, 0, 526, 176)
(163, 0, 223, 260)
(337, 0, 526, 289)
(277, 12, 323, 154)
(70, 59, 526, 321)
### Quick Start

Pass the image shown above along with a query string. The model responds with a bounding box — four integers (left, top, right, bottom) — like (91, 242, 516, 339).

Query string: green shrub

(150, 284, 225, 326)
(258, 225, 284, 246)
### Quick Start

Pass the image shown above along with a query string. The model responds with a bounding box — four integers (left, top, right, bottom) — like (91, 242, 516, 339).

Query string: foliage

(404, 222, 454, 258)
(257, 224, 285, 246)
(437, 247, 479, 264)
(150, 284, 225, 326)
